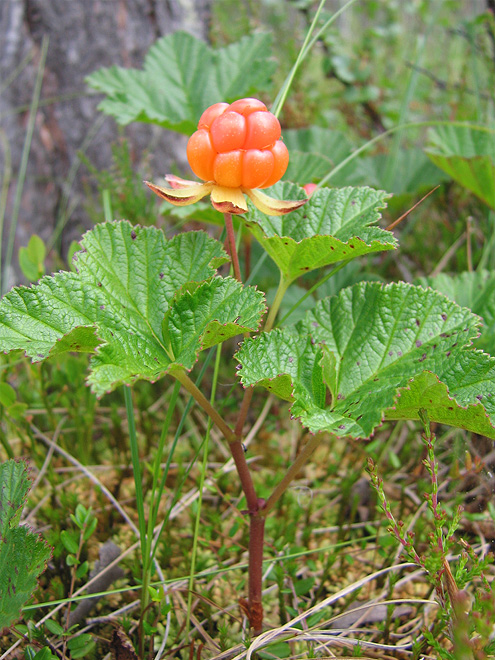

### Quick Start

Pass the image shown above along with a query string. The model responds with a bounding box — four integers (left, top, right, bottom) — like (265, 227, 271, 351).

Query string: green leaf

(0, 382, 16, 408)
(19, 235, 46, 283)
(66, 554, 78, 567)
(0, 460, 32, 537)
(258, 642, 291, 659)
(7, 402, 27, 420)
(293, 576, 315, 596)
(0, 222, 265, 397)
(67, 633, 95, 658)
(60, 531, 79, 555)
(44, 619, 64, 636)
(236, 282, 495, 439)
(425, 125, 495, 209)
(416, 270, 495, 354)
(386, 369, 495, 436)
(67, 240, 80, 272)
(0, 460, 51, 629)
(83, 517, 97, 541)
(244, 183, 396, 284)
(86, 32, 275, 134)
(32, 649, 58, 660)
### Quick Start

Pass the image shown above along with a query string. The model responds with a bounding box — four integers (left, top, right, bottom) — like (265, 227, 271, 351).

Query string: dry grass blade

(240, 562, 416, 660)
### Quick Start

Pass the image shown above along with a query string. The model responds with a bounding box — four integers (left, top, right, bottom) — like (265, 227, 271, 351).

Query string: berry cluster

(187, 98, 289, 189)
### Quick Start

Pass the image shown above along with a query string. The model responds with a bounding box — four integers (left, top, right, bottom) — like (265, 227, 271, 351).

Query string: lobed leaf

(243, 183, 396, 283)
(236, 281, 495, 439)
(416, 270, 495, 354)
(425, 125, 495, 209)
(86, 32, 276, 134)
(387, 369, 495, 437)
(0, 460, 51, 629)
(0, 222, 265, 396)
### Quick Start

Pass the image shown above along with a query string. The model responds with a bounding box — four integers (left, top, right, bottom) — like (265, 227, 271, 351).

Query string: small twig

(386, 185, 440, 231)
(260, 435, 322, 517)
(466, 216, 473, 272)
(430, 232, 467, 277)
(404, 60, 494, 101)
(234, 387, 254, 439)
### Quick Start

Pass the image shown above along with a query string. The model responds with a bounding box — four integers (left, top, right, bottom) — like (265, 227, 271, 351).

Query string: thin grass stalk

(277, 258, 352, 327)
(124, 385, 150, 657)
(271, 0, 359, 118)
(479, 210, 495, 270)
(173, 369, 235, 443)
(0, 130, 12, 297)
(102, 188, 113, 223)
(3, 36, 48, 293)
(124, 386, 147, 550)
(0, 50, 34, 95)
(185, 343, 222, 640)
(150, 349, 217, 564)
(320, 120, 495, 188)
(144, 381, 181, 565)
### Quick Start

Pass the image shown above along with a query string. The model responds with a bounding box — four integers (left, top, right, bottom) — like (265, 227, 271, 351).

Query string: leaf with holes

(0, 222, 265, 396)
(386, 368, 495, 436)
(243, 183, 396, 284)
(0, 460, 52, 629)
(425, 125, 495, 209)
(416, 270, 495, 354)
(86, 31, 276, 134)
(235, 282, 495, 439)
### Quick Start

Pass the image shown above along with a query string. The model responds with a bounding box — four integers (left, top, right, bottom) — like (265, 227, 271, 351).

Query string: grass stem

(185, 344, 222, 640)
(3, 36, 48, 293)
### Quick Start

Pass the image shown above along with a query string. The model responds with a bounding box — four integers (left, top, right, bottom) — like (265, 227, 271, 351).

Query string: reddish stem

(248, 510, 266, 634)
(229, 438, 258, 513)
(224, 212, 242, 282)
(234, 386, 254, 438)
(229, 433, 266, 633)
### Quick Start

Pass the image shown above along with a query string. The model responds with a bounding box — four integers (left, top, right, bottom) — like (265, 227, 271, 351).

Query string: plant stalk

(248, 512, 266, 634)
(260, 434, 322, 517)
(172, 369, 235, 443)
(224, 212, 242, 281)
(264, 274, 289, 332)
(229, 437, 259, 513)
(234, 386, 253, 438)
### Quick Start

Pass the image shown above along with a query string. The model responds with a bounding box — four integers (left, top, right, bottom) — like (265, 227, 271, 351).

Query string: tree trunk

(0, 0, 211, 289)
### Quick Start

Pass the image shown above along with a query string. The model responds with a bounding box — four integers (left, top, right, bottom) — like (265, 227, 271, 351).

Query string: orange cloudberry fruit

(186, 98, 289, 189)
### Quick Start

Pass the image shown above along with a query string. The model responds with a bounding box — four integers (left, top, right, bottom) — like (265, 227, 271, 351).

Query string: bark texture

(0, 0, 211, 287)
